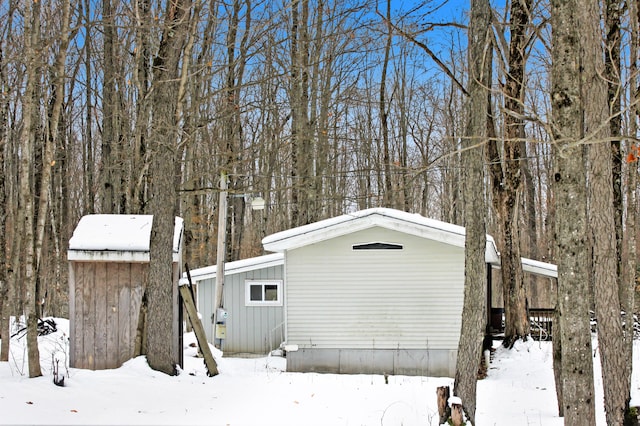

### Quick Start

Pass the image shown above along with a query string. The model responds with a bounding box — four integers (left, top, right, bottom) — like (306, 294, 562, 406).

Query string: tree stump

(448, 396, 464, 426)
(436, 386, 451, 424)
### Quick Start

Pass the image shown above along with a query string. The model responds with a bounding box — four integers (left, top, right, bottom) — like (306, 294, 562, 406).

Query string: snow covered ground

(1, 318, 638, 425)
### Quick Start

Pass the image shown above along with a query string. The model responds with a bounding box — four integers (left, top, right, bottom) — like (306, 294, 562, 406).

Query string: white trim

(490, 257, 557, 278)
(245, 279, 283, 307)
(521, 257, 558, 278)
(187, 253, 284, 282)
(262, 208, 501, 263)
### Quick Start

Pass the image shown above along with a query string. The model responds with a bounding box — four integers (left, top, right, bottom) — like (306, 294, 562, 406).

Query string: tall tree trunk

(583, 0, 628, 422)
(82, 0, 94, 214)
(147, 0, 192, 376)
(18, 0, 43, 379)
(224, 0, 250, 262)
(622, 0, 639, 422)
(101, 0, 118, 213)
(453, 0, 491, 421)
(0, 24, 9, 362)
(551, 0, 596, 420)
(290, 0, 312, 227)
(35, 0, 71, 318)
(129, 0, 152, 214)
(487, 0, 531, 347)
(380, 0, 393, 207)
(605, 0, 623, 290)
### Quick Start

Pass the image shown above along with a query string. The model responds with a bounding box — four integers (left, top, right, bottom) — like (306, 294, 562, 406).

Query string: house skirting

(286, 348, 457, 377)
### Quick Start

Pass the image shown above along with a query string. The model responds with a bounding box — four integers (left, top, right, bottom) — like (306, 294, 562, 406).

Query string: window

(352, 242, 403, 251)
(245, 280, 283, 306)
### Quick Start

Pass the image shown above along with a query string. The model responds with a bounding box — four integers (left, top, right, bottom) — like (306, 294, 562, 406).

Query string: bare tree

(16, 0, 43, 378)
(581, 0, 629, 422)
(289, 0, 313, 227)
(0, 2, 10, 362)
(453, 0, 492, 420)
(488, 0, 532, 347)
(551, 0, 596, 421)
(147, 0, 194, 375)
(379, 0, 393, 208)
(622, 0, 639, 423)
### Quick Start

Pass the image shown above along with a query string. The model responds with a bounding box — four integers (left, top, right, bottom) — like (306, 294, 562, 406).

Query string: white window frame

(245, 280, 283, 307)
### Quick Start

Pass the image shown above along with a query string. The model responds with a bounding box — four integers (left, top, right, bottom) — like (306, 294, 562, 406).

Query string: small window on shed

(245, 280, 283, 306)
(352, 242, 403, 250)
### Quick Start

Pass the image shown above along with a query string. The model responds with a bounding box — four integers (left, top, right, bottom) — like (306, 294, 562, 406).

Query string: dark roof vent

(352, 242, 403, 250)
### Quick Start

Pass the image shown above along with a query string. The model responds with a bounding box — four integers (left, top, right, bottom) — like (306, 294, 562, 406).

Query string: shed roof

(68, 215, 184, 262)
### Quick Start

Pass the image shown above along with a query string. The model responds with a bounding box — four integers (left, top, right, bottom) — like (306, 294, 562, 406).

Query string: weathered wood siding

(69, 261, 147, 369)
(197, 264, 284, 354)
(286, 226, 465, 351)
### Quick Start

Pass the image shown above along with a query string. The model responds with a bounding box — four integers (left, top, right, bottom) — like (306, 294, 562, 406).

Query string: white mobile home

(263, 208, 556, 377)
(192, 208, 556, 376)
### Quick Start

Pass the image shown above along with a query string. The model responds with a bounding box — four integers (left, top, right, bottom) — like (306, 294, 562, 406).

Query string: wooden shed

(67, 215, 184, 370)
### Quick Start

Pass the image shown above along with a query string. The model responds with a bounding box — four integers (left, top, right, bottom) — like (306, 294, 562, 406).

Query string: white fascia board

(67, 250, 150, 263)
(67, 250, 182, 263)
(263, 210, 466, 252)
(521, 257, 558, 278)
(187, 253, 284, 282)
(262, 207, 501, 262)
(491, 256, 558, 278)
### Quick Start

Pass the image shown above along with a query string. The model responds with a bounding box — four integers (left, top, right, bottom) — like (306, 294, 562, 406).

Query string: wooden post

(436, 386, 451, 424)
(179, 277, 219, 376)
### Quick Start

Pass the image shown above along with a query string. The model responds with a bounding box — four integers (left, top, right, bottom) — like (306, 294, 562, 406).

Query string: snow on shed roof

(262, 207, 501, 264)
(67, 215, 184, 262)
(186, 253, 284, 282)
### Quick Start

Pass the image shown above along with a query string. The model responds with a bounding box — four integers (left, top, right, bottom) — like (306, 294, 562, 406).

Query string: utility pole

(214, 171, 229, 332)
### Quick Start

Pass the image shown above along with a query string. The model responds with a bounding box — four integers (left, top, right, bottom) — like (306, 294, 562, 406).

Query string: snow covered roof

(262, 208, 558, 278)
(67, 215, 184, 263)
(520, 257, 558, 278)
(186, 253, 284, 282)
(262, 207, 501, 264)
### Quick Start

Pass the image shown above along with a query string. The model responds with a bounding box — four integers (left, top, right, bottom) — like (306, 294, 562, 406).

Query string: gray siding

(196, 264, 284, 354)
(286, 226, 465, 352)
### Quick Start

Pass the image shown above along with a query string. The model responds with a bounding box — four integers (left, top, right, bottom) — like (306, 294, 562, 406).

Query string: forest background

(0, 0, 568, 320)
(0, 0, 639, 424)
